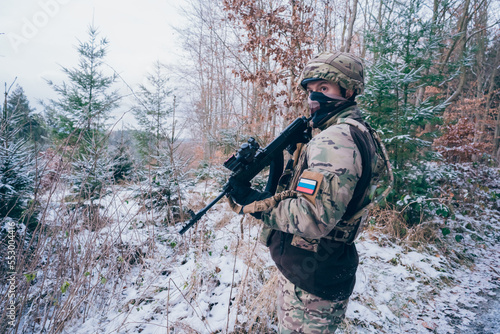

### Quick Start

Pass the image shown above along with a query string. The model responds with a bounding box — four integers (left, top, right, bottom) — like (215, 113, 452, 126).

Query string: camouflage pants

(277, 272, 349, 334)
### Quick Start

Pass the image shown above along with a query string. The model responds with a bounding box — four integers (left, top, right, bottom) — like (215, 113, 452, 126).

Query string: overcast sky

(1, 0, 187, 126)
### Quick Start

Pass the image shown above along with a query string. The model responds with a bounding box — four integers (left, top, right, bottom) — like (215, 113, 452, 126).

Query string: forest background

(1, 0, 499, 333)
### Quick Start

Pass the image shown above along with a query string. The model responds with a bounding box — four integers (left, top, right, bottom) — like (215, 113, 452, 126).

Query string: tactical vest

(325, 117, 387, 244)
(269, 116, 387, 245)
(265, 115, 392, 301)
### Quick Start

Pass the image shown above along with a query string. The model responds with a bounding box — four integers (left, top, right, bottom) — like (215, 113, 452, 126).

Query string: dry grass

(7, 149, 493, 333)
(366, 206, 443, 251)
(0, 143, 186, 333)
(404, 221, 440, 245)
(368, 206, 408, 240)
(247, 272, 279, 333)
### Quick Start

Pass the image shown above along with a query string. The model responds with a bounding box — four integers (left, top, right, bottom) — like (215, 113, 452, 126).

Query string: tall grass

(0, 147, 280, 333)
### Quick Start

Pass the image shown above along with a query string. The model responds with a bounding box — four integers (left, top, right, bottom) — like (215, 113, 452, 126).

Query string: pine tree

(44, 24, 121, 206)
(132, 61, 173, 161)
(45, 25, 120, 151)
(132, 62, 189, 223)
(109, 142, 134, 183)
(71, 139, 113, 201)
(360, 0, 446, 223)
(6, 85, 47, 147)
(0, 83, 34, 223)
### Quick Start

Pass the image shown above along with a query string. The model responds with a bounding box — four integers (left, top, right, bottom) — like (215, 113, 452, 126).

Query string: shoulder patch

(296, 170, 324, 204)
(297, 178, 317, 195)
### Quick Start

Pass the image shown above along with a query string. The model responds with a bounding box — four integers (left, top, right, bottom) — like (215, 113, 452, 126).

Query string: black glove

(228, 178, 271, 206)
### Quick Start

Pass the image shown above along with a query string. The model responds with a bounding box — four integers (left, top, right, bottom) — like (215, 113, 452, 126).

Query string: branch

(399, 197, 449, 214)
(466, 19, 500, 44)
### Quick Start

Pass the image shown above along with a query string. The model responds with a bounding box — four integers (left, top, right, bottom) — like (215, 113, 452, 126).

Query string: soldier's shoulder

(311, 123, 354, 146)
(306, 123, 358, 164)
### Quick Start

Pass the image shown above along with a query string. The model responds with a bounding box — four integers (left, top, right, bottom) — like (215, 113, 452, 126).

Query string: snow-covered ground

(348, 211, 500, 333)
(7, 164, 500, 334)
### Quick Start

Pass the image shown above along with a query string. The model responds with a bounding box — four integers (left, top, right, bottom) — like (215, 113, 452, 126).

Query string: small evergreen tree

(361, 0, 446, 224)
(132, 62, 189, 223)
(137, 152, 189, 224)
(0, 83, 35, 224)
(6, 85, 47, 148)
(44, 24, 120, 152)
(71, 139, 113, 201)
(0, 140, 33, 220)
(109, 143, 134, 183)
(44, 24, 121, 209)
(132, 61, 173, 160)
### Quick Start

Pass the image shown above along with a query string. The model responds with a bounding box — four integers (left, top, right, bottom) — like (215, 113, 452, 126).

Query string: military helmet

(299, 51, 364, 95)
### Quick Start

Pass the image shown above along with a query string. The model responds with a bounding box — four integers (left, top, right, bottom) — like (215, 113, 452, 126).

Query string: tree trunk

(495, 115, 500, 165)
(341, 0, 349, 50)
(444, 0, 471, 105)
(374, 0, 384, 61)
(360, 0, 371, 59)
(415, 0, 439, 107)
(322, 1, 333, 52)
(479, 36, 500, 144)
(345, 0, 358, 53)
(488, 46, 500, 157)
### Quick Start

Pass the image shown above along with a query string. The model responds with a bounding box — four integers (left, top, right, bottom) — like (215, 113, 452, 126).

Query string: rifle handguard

(180, 116, 311, 234)
(227, 190, 298, 215)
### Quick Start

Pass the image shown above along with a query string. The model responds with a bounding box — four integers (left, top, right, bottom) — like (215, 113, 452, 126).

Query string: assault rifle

(179, 116, 312, 235)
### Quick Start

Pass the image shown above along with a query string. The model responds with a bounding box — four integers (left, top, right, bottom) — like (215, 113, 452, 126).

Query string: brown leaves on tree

(223, 0, 314, 120)
(434, 118, 488, 162)
(434, 98, 493, 162)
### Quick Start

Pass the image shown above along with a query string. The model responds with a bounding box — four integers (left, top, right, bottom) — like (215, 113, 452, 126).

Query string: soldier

(229, 51, 390, 333)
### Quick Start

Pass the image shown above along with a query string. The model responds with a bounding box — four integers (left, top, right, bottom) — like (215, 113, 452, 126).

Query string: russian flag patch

(296, 178, 317, 195)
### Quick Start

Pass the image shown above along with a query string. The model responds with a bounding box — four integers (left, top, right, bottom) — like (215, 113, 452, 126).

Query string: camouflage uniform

(277, 271, 349, 334)
(261, 106, 363, 333)
(229, 52, 382, 333)
(261, 106, 363, 238)
(259, 52, 370, 333)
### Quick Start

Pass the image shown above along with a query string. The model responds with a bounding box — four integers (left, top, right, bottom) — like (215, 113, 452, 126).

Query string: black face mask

(308, 91, 355, 127)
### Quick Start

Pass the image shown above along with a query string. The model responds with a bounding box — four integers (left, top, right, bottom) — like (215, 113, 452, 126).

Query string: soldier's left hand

(227, 190, 297, 220)
(228, 178, 271, 206)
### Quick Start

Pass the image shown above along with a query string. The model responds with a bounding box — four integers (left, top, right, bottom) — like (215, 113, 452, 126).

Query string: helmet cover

(299, 51, 364, 95)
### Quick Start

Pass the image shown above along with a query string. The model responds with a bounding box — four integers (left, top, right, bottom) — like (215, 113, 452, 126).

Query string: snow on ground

(346, 212, 500, 333)
(21, 166, 500, 334)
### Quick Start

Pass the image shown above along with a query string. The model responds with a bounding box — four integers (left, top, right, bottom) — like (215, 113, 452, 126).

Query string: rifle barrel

(179, 190, 229, 235)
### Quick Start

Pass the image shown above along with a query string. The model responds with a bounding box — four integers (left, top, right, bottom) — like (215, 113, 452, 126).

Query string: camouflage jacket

(261, 105, 363, 239)
(260, 105, 369, 301)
